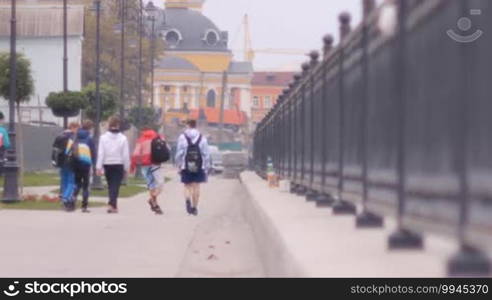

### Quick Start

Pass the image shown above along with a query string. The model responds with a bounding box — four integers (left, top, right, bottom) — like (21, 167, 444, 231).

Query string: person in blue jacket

(73, 120, 96, 213)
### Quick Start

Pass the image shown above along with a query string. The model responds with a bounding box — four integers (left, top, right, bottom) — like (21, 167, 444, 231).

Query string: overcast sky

(149, 0, 376, 71)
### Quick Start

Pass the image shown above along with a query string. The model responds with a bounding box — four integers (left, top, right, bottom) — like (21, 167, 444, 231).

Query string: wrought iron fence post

(296, 63, 311, 196)
(447, 0, 491, 277)
(278, 96, 283, 177)
(316, 35, 335, 207)
(356, 0, 384, 227)
(284, 87, 291, 180)
(388, 0, 423, 250)
(306, 51, 320, 201)
(291, 74, 302, 193)
(332, 12, 357, 215)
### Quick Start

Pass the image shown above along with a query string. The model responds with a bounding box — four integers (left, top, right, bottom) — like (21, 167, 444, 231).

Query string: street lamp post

(137, 0, 143, 128)
(91, 0, 104, 190)
(120, 0, 126, 118)
(62, 0, 68, 128)
(145, 1, 157, 108)
(2, 0, 20, 203)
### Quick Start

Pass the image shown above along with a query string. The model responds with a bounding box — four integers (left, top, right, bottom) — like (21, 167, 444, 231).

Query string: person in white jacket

(96, 116, 130, 214)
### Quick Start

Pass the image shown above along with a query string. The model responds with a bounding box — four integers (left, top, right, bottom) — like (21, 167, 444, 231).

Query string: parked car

(209, 145, 224, 174)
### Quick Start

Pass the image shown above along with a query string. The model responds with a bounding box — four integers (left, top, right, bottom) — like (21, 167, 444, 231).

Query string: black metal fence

(253, 0, 491, 276)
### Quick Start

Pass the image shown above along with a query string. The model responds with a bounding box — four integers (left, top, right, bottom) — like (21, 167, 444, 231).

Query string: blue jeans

(60, 166, 75, 204)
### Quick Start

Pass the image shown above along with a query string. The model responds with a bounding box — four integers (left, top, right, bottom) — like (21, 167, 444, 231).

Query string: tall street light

(132, 0, 144, 128)
(115, 0, 127, 119)
(137, 0, 143, 127)
(62, 0, 68, 128)
(2, 0, 20, 203)
(145, 1, 157, 108)
(90, 0, 104, 190)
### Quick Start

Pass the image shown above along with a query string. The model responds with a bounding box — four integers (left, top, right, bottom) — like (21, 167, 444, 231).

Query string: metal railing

(252, 0, 491, 276)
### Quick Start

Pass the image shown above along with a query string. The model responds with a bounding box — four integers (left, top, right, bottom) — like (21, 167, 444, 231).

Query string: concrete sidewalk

(0, 170, 264, 277)
(240, 171, 460, 277)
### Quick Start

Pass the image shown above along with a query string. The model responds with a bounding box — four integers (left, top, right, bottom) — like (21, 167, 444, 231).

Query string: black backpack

(51, 133, 70, 168)
(185, 134, 203, 173)
(151, 136, 170, 164)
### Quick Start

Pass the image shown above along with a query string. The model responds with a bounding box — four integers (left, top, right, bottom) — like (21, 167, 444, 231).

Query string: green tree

(0, 52, 34, 105)
(128, 106, 160, 131)
(82, 0, 165, 110)
(0, 52, 35, 194)
(81, 83, 118, 121)
(45, 91, 88, 115)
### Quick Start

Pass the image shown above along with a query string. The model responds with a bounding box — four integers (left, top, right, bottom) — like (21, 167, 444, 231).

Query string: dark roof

(156, 8, 229, 52)
(252, 72, 297, 87)
(0, 5, 84, 37)
(155, 56, 199, 71)
(228, 62, 254, 74)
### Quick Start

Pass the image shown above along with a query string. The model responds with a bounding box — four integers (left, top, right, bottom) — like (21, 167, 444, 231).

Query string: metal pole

(92, 0, 104, 190)
(291, 75, 300, 193)
(296, 63, 309, 196)
(447, 0, 490, 277)
(356, 0, 383, 227)
(150, 16, 156, 107)
(306, 51, 319, 201)
(2, 0, 20, 203)
(387, 0, 422, 249)
(332, 12, 356, 215)
(63, 0, 68, 128)
(137, 0, 143, 127)
(119, 0, 126, 118)
(315, 35, 334, 206)
(218, 71, 227, 144)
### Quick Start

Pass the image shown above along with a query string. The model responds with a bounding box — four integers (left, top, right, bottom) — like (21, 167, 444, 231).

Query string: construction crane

(241, 14, 309, 63)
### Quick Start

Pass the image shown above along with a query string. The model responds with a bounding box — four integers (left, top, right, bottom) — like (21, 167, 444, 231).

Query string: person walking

(0, 112, 11, 177)
(52, 122, 80, 212)
(96, 116, 130, 214)
(131, 127, 170, 215)
(73, 120, 96, 213)
(175, 119, 210, 216)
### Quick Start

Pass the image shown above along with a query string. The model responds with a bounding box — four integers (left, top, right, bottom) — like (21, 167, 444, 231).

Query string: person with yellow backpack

(72, 120, 96, 213)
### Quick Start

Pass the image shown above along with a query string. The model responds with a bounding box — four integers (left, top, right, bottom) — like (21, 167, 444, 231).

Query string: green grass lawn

(0, 200, 106, 211)
(51, 184, 147, 199)
(127, 176, 147, 185)
(91, 184, 148, 198)
(0, 172, 60, 187)
(0, 172, 170, 189)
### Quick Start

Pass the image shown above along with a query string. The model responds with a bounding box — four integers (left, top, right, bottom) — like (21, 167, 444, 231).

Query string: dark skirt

(181, 169, 207, 184)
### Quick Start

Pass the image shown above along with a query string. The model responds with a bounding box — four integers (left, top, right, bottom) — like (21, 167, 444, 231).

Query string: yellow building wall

(173, 52, 232, 73)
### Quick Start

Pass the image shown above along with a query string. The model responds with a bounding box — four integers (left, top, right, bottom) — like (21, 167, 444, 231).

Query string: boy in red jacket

(131, 128, 165, 214)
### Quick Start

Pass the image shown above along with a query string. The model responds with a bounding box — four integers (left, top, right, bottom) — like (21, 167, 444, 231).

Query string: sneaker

(63, 202, 76, 212)
(185, 199, 192, 215)
(191, 207, 198, 216)
(154, 205, 163, 215)
(107, 206, 118, 214)
(148, 199, 158, 213)
(62, 202, 72, 212)
(81, 207, 90, 213)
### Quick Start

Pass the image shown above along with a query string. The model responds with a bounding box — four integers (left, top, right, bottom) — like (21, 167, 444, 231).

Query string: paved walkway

(0, 169, 264, 278)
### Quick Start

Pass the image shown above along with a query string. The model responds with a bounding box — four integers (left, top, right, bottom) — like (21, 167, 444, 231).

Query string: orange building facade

(251, 72, 296, 125)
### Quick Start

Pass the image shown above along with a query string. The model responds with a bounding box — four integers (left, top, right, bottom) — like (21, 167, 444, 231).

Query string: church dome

(156, 7, 229, 52)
